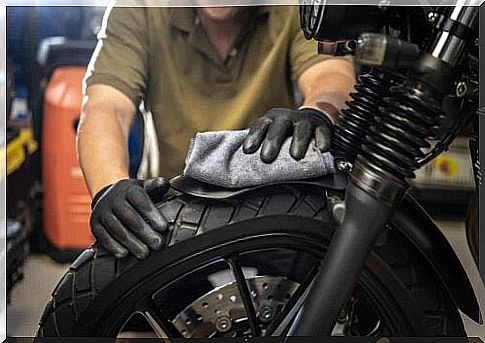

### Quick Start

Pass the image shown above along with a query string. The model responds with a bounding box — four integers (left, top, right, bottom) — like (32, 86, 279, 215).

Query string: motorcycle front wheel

(37, 185, 466, 337)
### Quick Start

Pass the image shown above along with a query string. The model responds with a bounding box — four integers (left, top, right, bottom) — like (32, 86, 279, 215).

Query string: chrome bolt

(344, 40, 357, 54)
(215, 316, 232, 333)
(336, 160, 353, 173)
(456, 81, 467, 98)
(378, 0, 390, 8)
(329, 196, 346, 226)
(427, 12, 438, 22)
(475, 38, 479, 47)
(259, 305, 275, 323)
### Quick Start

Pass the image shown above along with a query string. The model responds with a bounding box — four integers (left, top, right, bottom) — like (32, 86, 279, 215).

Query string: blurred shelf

(411, 137, 475, 221)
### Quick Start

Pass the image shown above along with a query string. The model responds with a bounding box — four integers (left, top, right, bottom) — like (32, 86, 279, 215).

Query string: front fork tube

(287, 181, 395, 336)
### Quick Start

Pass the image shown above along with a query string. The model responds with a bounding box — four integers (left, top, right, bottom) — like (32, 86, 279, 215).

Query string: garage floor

(6, 221, 485, 339)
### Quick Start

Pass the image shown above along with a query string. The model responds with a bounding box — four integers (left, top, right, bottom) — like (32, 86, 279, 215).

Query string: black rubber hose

(287, 181, 394, 336)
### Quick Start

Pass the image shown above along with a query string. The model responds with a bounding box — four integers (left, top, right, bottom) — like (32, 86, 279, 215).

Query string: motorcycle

(37, 1, 481, 338)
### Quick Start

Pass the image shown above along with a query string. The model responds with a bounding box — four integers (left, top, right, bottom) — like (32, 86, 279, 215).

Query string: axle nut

(215, 316, 232, 333)
(259, 305, 275, 323)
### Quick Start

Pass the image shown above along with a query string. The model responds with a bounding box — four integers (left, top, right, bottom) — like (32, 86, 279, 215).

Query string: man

(78, 3, 355, 260)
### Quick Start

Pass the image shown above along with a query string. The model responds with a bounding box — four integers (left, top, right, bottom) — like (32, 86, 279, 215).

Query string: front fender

(170, 175, 482, 323)
(391, 195, 482, 324)
(170, 174, 347, 199)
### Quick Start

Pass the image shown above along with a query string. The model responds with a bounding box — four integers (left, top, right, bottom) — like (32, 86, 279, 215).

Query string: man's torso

(85, 5, 324, 178)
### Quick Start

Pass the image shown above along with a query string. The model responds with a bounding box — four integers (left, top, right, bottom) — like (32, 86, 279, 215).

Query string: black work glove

(90, 177, 170, 259)
(243, 107, 334, 163)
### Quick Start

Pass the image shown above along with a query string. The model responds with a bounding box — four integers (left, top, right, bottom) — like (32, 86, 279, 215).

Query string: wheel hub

(173, 276, 300, 337)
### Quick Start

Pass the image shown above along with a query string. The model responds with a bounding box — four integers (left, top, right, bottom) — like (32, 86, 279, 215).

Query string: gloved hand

(90, 177, 170, 259)
(243, 107, 333, 163)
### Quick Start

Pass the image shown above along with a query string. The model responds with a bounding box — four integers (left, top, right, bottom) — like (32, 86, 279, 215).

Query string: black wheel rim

(86, 233, 413, 337)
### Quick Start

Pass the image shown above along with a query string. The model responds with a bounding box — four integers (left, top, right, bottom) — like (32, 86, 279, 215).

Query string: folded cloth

(183, 130, 335, 188)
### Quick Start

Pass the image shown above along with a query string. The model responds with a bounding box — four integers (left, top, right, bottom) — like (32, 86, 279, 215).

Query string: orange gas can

(42, 66, 93, 250)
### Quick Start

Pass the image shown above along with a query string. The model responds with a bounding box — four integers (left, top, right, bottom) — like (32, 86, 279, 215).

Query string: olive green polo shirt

(85, 4, 331, 178)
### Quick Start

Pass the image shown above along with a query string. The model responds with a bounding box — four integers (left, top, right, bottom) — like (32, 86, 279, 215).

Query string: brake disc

(173, 276, 300, 338)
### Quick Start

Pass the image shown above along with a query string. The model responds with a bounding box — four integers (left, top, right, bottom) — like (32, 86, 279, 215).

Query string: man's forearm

(299, 58, 356, 123)
(77, 102, 132, 197)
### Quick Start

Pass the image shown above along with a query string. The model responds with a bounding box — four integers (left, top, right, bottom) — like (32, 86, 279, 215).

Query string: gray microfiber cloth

(183, 130, 335, 188)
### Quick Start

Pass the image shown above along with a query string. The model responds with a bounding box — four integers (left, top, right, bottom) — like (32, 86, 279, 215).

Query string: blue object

(7, 7, 85, 90)
(129, 114, 144, 178)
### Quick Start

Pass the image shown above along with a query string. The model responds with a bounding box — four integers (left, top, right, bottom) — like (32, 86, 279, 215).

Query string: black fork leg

(287, 181, 394, 336)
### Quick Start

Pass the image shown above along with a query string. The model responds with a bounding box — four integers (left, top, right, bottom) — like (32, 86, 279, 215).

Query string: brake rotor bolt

(215, 316, 232, 333)
(259, 305, 275, 323)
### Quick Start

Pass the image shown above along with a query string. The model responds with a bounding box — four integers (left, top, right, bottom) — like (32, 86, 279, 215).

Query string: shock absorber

(353, 77, 447, 202)
(351, 2, 478, 202)
(331, 69, 401, 163)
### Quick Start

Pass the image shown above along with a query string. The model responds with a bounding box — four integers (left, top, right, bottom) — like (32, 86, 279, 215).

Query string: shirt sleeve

(83, 3, 148, 106)
(288, 8, 331, 82)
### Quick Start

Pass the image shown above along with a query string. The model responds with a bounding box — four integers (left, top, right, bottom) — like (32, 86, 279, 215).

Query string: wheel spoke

(142, 303, 183, 339)
(266, 264, 319, 336)
(143, 310, 171, 339)
(226, 255, 261, 336)
(366, 320, 383, 336)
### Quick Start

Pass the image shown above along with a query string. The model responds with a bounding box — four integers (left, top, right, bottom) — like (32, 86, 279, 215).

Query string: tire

(37, 185, 466, 337)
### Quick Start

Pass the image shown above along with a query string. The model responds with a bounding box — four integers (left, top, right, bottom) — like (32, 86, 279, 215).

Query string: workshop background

(4, 5, 484, 338)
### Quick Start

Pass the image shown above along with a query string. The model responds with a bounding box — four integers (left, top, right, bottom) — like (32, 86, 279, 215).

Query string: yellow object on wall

(434, 154, 459, 178)
(3, 128, 38, 176)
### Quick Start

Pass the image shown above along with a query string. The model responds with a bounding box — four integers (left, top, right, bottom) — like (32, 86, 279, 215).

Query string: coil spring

(358, 79, 445, 180)
(331, 69, 400, 162)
